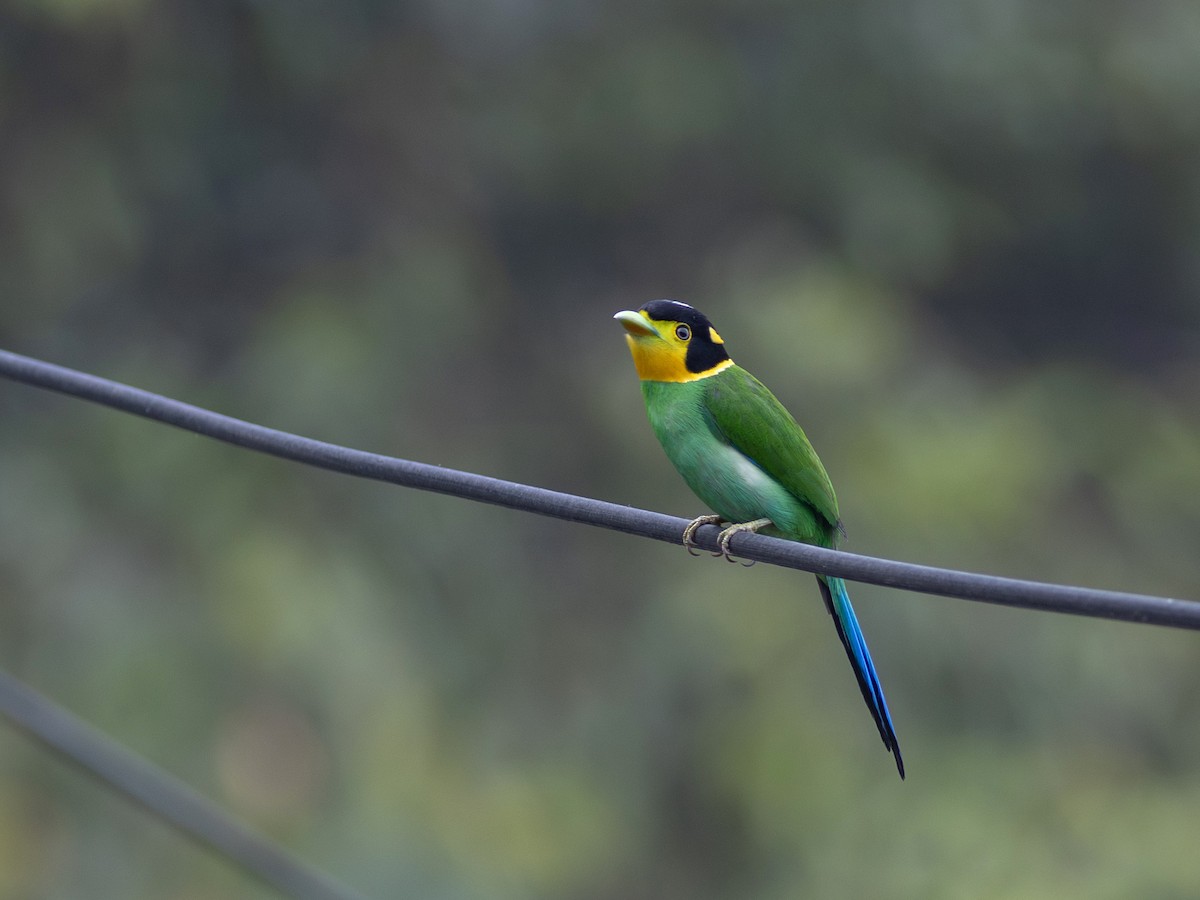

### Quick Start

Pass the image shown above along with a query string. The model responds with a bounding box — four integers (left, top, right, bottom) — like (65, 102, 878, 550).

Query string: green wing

(702, 365, 841, 531)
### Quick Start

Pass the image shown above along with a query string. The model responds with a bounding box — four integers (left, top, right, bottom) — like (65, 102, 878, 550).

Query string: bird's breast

(642, 384, 786, 522)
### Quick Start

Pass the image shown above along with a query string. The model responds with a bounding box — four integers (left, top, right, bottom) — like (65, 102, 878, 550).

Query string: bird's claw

(716, 529, 755, 566)
(684, 516, 772, 566)
(715, 518, 773, 567)
(682, 514, 724, 556)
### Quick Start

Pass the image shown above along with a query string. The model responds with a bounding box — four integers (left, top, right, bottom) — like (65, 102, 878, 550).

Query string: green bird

(615, 299, 903, 778)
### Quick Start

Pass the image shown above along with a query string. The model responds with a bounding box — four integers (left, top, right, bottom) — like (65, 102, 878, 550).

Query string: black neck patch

(641, 300, 732, 374)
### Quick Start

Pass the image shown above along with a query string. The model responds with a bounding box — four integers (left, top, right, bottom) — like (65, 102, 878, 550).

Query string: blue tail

(818, 575, 904, 779)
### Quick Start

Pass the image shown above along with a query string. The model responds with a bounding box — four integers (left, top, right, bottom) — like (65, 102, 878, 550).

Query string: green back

(702, 365, 841, 532)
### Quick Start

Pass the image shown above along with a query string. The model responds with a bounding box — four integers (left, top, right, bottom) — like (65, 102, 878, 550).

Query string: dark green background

(2, 1, 1199, 897)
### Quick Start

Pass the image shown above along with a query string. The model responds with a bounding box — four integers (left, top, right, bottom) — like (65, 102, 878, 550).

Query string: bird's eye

(675, 324, 691, 341)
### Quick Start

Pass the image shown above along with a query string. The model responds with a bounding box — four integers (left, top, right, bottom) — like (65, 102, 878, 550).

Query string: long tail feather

(818, 575, 904, 779)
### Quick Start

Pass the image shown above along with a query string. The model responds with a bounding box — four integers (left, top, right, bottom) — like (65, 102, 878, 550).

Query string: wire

(1, 347, 1197, 631)
(0, 669, 366, 900)
(1, 346, 1198, 895)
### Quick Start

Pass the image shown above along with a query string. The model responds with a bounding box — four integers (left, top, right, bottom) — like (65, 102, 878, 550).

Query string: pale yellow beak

(613, 309, 658, 337)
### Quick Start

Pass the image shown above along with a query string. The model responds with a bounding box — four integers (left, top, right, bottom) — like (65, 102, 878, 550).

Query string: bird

(614, 299, 903, 778)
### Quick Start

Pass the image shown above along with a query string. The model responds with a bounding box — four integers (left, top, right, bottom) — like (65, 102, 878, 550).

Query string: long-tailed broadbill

(615, 299, 903, 778)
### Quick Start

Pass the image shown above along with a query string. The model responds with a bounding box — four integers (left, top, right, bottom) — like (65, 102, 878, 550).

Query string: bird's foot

(682, 515, 725, 556)
(716, 518, 774, 566)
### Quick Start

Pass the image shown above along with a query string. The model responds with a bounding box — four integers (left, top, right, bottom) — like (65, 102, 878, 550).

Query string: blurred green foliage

(1, 0, 1199, 897)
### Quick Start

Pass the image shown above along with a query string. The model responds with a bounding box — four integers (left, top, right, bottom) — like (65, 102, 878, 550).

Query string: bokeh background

(2, 1, 1200, 897)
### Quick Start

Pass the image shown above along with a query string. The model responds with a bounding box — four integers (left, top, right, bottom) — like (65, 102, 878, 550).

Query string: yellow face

(613, 304, 732, 383)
